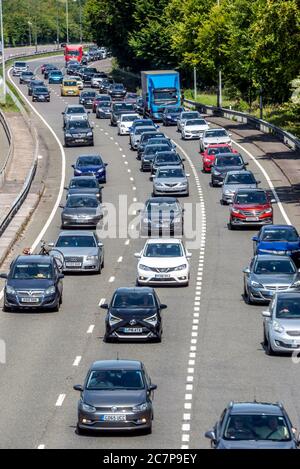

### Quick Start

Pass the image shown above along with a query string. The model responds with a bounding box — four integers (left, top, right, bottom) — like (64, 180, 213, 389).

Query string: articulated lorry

(141, 70, 181, 121)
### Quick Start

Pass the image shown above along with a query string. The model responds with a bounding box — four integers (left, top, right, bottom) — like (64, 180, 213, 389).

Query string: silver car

(263, 292, 300, 355)
(221, 170, 260, 205)
(176, 111, 200, 132)
(60, 194, 103, 228)
(62, 104, 89, 128)
(152, 166, 189, 197)
(200, 128, 232, 152)
(53, 231, 104, 274)
(243, 255, 300, 304)
(130, 126, 156, 150)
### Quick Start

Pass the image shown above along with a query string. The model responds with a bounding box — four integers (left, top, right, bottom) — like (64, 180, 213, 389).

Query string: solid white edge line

(0, 66, 66, 302)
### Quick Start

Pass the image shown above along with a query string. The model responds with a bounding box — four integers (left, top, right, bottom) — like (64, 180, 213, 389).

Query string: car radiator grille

(16, 290, 44, 297)
(241, 210, 265, 216)
(65, 256, 83, 263)
(287, 331, 300, 336)
(264, 285, 289, 291)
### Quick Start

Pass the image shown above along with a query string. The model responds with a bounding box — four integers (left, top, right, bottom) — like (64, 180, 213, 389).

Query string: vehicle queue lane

(161, 125, 300, 448)
(0, 58, 202, 448)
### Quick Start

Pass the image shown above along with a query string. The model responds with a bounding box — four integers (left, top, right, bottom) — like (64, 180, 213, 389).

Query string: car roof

(225, 170, 253, 176)
(156, 165, 184, 171)
(230, 402, 284, 415)
(261, 224, 296, 231)
(91, 360, 142, 371)
(147, 197, 178, 203)
(57, 230, 95, 237)
(215, 153, 241, 158)
(146, 238, 182, 245)
(254, 254, 295, 262)
(15, 255, 52, 264)
(70, 175, 98, 181)
(76, 154, 102, 161)
(236, 188, 266, 194)
(66, 104, 85, 109)
(67, 193, 98, 198)
(114, 287, 155, 294)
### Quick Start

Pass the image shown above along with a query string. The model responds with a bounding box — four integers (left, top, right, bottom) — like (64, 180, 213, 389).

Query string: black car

(101, 287, 166, 342)
(110, 102, 135, 126)
(151, 151, 184, 175)
(141, 145, 173, 172)
(67, 63, 81, 75)
(66, 176, 103, 203)
(139, 137, 174, 161)
(0, 255, 63, 312)
(80, 67, 98, 84)
(28, 79, 44, 96)
(44, 65, 58, 79)
(99, 78, 114, 94)
(211, 153, 248, 187)
(64, 120, 94, 147)
(205, 401, 300, 449)
(139, 197, 184, 237)
(134, 96, 144, 114)
(162, 107, 184, 126)
(74, 359, 157, 434)
(108, 83, 127, 100)
(32, 86, 51, 102)
(96, 101, 111, 119)
(19, 71, 35, 85)
(79, 90, 97, 108)
(137, 132, 166, 160)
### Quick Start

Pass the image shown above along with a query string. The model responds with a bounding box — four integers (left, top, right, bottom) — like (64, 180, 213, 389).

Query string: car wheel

(266, 337, 275, 356)
(51, 303, 59, 313)
(263, 329, 268, 347)
(228, 222, 235, 230)
(101, 257, 104, 269)
(76, 424, 87, 436)
(244, 286, 253, 305)
(211, 179, 217, 187)
(3, 304, 11, 312)
(59, 293, 63, 305)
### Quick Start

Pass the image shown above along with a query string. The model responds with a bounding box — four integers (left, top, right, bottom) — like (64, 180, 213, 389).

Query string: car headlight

(45, 286, 56, 295)
(173, 264, 187, 271)
(132, 402, 148, 412)
(97, 168, 104, 173)
(65, 133, 72, 138)
(143, 218, 150, 223)
(225, 189, 234, 194)
(109, 313, 122, 325)
(81, 402, 96, 413)
(204, 158, 211, 163)
(6, 285, 16, 295)
(87, 132, 93, 137)
(291, 280, 300, 288)
(251, 280, 263, 288)
(179, 182, 187, 187)
(259, 249, 273, 253)
(75, 169, 82, 174)
(213, 170, 221, 175)
(144, 314, 158, 326)
(264, 208, 272, 214)
(272, 321, 284, 334)
(231, 208, 241, 215)
(139, 264, 152, 271)
(174, 217, 182, 223)
(86, 255, 98, 261)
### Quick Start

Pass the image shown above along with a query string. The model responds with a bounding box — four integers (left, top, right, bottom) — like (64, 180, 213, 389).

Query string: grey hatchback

(74, 360, 157, 434)
(205, 401, 299, 449)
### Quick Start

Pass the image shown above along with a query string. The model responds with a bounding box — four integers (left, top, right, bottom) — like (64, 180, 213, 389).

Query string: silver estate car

(221, 170, 259, 205)
(60, 194, 103, 228)
(243, 255, 300, 304)
(130, 126, 156, 150)
(53, 231, 104, 273)
(263, 292, 300, 355)
(152, 166, 189, 197)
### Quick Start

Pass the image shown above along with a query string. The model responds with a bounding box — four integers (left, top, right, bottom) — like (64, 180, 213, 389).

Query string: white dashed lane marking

(55, 394, 66, 407)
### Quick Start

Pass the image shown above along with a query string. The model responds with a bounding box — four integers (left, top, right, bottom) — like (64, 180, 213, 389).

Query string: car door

(265, 297, 276, 339)
(142, 365, 154, 405)
(53, 259, 63, 296)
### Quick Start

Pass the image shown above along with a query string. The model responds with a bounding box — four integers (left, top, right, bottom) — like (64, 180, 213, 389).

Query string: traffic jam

(5, 42, 300, 448)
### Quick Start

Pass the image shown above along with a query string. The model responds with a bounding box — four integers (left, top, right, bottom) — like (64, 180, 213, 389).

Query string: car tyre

(76, 424, 87, 436)
(263, 329, 268, 347)
(244, 286, 253, 305)
(3, 303, 11, 312)
(266, 337, 275, 356)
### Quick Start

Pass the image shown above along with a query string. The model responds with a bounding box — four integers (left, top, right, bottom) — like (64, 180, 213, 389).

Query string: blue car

(72, 155, 108, 183)
(253, 224, 300, 266)
(162, 107, 184, 126)
(48, 70, 63, 84)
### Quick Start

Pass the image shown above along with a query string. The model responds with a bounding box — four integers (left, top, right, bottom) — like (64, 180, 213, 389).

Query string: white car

(135, 238, 191, 286)
(69, 75, 83, 90)
(200, 128, 232, 152)
(181, 118, 210, 140)
(91, 74, 105, 88)
(117, 113, 140, 136)
(177, 111, 200, 132)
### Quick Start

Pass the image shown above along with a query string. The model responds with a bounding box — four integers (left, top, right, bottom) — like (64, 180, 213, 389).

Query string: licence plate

(66, 262, 82, 267)
(76, 219, 88, 223)
(246, 217, 259, 221)
(75, 139, 84, 143)
(155, 274, 170, 279)
(100, 415, 126, 422)
(21, 297, 39, 303)
(124, 328, 143, 333)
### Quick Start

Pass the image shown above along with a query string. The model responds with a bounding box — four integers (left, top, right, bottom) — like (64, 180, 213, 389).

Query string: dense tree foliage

(84, 0, 300, 104)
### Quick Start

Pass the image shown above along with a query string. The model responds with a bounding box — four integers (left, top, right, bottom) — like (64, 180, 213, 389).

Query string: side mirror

(252, 236, 258, 242)
(64, 186, 69, 190)
(262, 310, 271, 318)
(186, 252, 192, 258)
(229, 133, 232, 136)
(48, 242, 54, 248)
(205, 430, 216, 441)
(186, 174, 190, 177)
(98, 242, 104, 247)
(71, 164, 75, 168)
(59, 204, 65, 209)
(0, 273, 8, 279)
(256, 180, 261, 184)
(58, 273, 64, 279)
(134, 252, 141, 258)
(61, 112, 64, 115)
(105, 163, 108, 166)
(149, 384, 157, 391)
(73, 385, 84, 392)
(100, 303, 109, 309)
(160, 304, 167, 310)
(182, 158, 186, 162)
(271, 199, 277, 204)
(244, 162, 249, 166)
(243, 268, 250, 274)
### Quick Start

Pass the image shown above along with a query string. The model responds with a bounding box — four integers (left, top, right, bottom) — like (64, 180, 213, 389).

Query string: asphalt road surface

(0, 55, 299, 449)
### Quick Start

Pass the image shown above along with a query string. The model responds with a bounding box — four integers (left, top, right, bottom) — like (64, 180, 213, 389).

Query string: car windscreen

(86, 369, 144, 390)
(66, 196, 98, 208)
(135, 127, 155, 135)
(181, 112, 199, 119)
(166, 107, 183, 113)
(185, 119, 207, 126)
(235, 192, 268, 205)
(70, 178, 98, 188)
(145, 243, 183, 257)
(98, 102, 110, 108)
(15, 62, 26, 67)
(50, 71, 62, 75)
(12, 262, 52, 279)
(147, 139, 170, 146)
(122, 115, 138, 122)
(113, 84, 125, 90)
(56, 235, 96, 248)
(35, 88, 48, 93)
(77, 157, 102, 166)
(82, 92, 96, 97)
(147, 202, 179, 212)
(145, 145, 170, 155)
(22, 72, 33, 76)
(254, 259, 296, 275)
(112, 292, 155, 308)
(64, 81, 77, 86)
(207, 146, 231, 155)
(223, 414, 291, 441)
(276, 297, 300, 319)
(134, 121, 154, 128)
(67, 107, 85, 114)
(114, 104, 134, 111)
(226, 173, 255, 185)
(205, 129, 228, 138)
(215, 156, 243, 166)
(157, 168, 185, 178)
(67, 121, 89, 129)
(261, 228, 299, 242)
(156, 154, 180, 163)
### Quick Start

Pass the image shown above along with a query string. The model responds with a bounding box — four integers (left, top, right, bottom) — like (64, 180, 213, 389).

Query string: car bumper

(183, 132, 202, 139)
(119, 127, 131, 135)
(65, 137, 94, 146)
(140, 223, 183, 237)
(153, 186, 189, 196)
(5, 293, 59, 309)
(33, 96, 50, 102)
(248, 285, 299, 302)
(222, 193, 235, 204)
(77, 409, 152, 432)
(137, 269, 189, 286)
(62, 90, 80, 96)
(231, 216, 273, 226)
(97, 112, 111, 118)
(62, 218, 100, 228)
(106, 326, 161, 341)
(269, 332, 300, 353)
(63, 260, 100, 272)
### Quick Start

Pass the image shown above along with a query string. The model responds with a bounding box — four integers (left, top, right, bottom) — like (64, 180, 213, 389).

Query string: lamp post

(216, 0, 222, 108)
(0, 0, 5, 105)
(56, 0, 60, 49)
(28, 21, 32, 46)
(193, 66, 197, 100)
(65, 0, 69, 44)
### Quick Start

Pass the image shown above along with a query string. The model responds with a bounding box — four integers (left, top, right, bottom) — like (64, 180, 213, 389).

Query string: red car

(201, 144, 238, 172)
(229, 189, 276, 230)
(41, 63, 50, 74)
